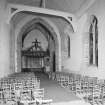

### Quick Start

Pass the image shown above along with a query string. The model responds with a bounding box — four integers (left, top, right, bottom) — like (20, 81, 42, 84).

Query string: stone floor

(34, 72, 90, 105)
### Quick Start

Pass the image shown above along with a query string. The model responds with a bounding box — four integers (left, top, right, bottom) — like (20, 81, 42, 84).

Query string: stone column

(10, 23, 16, 73)
(0, 0, 11, 78)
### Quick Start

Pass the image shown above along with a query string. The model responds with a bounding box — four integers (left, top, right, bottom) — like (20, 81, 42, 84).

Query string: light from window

(89, 15, 98, 66)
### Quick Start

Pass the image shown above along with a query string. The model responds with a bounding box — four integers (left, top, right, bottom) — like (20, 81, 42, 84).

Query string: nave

(1, 70, 105, 105)
(0, 71, 90, 105)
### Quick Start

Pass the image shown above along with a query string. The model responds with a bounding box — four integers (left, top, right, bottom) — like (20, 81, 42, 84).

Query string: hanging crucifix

(32, 38, 41, 50)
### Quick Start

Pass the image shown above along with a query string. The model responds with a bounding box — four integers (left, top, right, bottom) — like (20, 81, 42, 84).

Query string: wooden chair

(3, 90, 17, 105)
(100, 84, 105, 105)
(20, 89, 32, 101)
(68, 76, 74, 92)
(14, 82, 23, 91)
(36, 98, 53, 105)
(32, 88, 52, 105)
(0, 90, 4, 104)
(75, 80, 82, 95)
(32, 88, 44, 100)
(92, 84, 101, 104)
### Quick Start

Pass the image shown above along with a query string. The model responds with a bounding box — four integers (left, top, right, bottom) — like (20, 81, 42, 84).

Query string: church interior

(0, 0, 105, 105)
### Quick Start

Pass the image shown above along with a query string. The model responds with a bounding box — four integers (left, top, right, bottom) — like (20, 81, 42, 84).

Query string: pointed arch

(15, 16, 62, 72)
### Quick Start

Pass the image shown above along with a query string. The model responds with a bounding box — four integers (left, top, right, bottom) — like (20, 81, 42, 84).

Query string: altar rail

(47, 71, 105, 105)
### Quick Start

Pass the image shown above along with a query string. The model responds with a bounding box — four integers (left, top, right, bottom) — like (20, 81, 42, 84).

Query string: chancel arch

(16, 17, 61, 72)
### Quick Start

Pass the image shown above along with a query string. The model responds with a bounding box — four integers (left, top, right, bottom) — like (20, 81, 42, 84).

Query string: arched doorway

(17, 17, 60, 72)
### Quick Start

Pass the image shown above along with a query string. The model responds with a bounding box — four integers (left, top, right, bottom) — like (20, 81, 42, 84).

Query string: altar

(21, 38, 49, 72)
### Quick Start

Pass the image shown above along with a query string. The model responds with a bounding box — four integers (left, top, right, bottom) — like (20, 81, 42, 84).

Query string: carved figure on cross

(32, 38, 41, 50)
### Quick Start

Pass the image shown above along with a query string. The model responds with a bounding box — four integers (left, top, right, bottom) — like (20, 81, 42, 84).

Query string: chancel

(0, 0, 105, 105)
(22, 38, 47, 72)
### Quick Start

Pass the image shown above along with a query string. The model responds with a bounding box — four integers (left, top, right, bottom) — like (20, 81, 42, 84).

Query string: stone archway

(16, 17, 61, 72)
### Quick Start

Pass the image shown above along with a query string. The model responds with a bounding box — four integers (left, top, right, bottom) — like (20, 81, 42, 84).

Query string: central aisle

(34, 72, 81, 103)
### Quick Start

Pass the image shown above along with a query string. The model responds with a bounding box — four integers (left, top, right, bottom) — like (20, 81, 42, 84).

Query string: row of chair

(0, 72, 40, 104)
(0, 72, 53, 105)
(47, 71, 105, 105)
(0, 74, 40, 92)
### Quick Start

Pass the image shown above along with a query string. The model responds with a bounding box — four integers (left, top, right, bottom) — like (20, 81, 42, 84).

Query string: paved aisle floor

(34, 72, 80, 103)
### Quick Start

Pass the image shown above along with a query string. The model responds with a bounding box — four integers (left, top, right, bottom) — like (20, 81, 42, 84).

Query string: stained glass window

(89, 15, 98, 66)
(68, 36, 70, 57)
